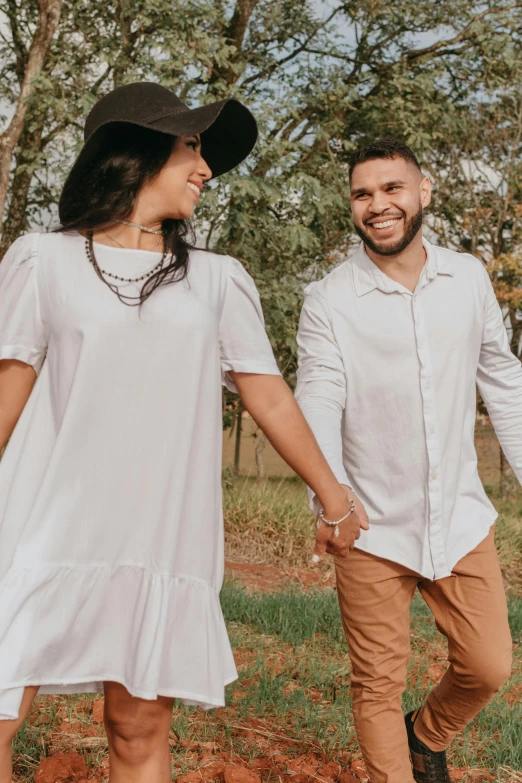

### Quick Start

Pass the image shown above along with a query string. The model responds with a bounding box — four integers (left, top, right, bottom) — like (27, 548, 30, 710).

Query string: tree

(1, 1, 522, 459)
(425, 86, 522, 353)
(0, 0, 62, 229)
(207, 0, 522, 378)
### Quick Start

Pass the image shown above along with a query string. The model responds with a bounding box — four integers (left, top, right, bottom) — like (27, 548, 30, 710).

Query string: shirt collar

(352, 238, 454, 297)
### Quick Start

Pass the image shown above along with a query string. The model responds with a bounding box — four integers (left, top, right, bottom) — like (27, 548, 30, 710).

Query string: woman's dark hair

(58, 122, 194, 305)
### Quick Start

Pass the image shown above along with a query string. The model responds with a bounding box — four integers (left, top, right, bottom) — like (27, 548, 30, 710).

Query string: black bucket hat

(71, 81, 258, 179)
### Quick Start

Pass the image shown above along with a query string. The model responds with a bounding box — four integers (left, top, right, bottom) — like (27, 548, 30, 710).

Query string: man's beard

(354, 205, 423, 257)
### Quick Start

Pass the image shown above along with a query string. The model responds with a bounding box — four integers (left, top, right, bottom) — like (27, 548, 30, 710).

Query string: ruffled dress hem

(0, 564, 237, 719)
(0, 676, 237, 720)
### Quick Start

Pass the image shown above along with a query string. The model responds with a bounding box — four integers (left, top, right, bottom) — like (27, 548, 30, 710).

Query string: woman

(0, 82, 362, 783)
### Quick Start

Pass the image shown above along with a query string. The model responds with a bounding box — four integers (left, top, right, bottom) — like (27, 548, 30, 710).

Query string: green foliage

(2, 0, 522, 381)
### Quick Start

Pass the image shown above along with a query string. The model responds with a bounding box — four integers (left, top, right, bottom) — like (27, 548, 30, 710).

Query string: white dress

(0, 231, 280, 719)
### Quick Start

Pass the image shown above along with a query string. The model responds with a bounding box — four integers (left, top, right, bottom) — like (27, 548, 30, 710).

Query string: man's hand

(312, 485, 369, 562)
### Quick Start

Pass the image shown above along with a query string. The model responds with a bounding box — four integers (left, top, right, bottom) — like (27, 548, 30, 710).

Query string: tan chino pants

(335, 527, 512, 783)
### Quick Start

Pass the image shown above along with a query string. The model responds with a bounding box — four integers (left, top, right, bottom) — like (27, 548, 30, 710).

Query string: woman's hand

(312, 485, 369, 562)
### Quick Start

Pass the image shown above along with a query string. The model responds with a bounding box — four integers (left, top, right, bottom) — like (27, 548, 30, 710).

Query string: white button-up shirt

(295, 239, 522, 579)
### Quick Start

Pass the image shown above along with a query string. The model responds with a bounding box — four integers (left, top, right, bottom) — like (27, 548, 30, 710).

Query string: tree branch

(208, 0, 261, 85)
(405, 2, 522, 63)
(6, 0, 28, 82)
(224, 0, 259, 51)
(240, 5, 344, 87)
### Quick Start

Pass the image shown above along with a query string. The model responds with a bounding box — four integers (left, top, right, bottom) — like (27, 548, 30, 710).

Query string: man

(295, 139, 516, 783)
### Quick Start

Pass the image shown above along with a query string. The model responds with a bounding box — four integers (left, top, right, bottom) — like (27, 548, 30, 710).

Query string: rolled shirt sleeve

(219, 257, 281, 393)
(476, 267, 522, 482)
(0, 233, 47, 374)
(295, 287, 351, 511)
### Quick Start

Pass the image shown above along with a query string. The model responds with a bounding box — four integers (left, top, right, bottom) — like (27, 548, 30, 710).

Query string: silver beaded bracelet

(318, 499, 355, 538)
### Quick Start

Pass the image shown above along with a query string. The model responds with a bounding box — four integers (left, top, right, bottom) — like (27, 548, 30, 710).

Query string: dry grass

(224, 422, 522, 597)
(495, 508, 522, 596)
(224, 476, 522, 597)
(223, 473, 316, 569)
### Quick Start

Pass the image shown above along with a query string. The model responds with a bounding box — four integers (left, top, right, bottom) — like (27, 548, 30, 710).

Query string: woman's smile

(187, 180, 202, 202)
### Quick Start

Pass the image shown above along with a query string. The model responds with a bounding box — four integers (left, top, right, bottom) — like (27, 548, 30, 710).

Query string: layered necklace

(85, 221, 168, 306)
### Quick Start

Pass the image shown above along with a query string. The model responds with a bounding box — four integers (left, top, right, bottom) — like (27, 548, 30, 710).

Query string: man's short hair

(349, 139, 422, 180)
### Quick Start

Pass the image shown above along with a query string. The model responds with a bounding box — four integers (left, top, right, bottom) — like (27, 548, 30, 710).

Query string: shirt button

(431, 473, 438, 480)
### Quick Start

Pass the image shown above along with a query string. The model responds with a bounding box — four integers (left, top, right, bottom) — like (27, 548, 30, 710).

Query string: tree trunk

(0, 0, 62, 228)
(208, 0, 260, 85)
(255, 432, 266, 482)
(500, 445, 507, 494)
(509, 308, 522, 357)
(234, 404, 243, 476)
(0, 121, 44, 257)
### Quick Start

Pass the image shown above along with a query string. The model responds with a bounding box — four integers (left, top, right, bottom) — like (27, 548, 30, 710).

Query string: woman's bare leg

(104, 681, 174, 783)
(0, 686, 39, 783)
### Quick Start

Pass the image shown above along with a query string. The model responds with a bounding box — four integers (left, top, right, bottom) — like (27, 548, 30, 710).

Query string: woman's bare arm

(230, 373, 368, 557)
(0, 360, 37, 450)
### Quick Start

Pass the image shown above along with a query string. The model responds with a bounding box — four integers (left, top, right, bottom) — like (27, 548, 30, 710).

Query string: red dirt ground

(224, 561, 336, 591)
(28, 564, 504, 783)
(31, 743, 497, 783)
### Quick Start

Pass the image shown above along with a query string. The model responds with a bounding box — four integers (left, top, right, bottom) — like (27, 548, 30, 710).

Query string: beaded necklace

(85, 232, 168, 306)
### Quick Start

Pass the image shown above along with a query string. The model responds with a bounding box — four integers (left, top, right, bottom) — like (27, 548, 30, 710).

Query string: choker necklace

(119, 219, 163, 235)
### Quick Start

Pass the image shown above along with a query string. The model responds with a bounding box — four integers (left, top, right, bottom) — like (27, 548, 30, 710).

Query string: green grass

(220, 581, 346, 646)
(222, 580, 522, 646)
(221, 582, 522, 777)
(224, 625, 357, 750)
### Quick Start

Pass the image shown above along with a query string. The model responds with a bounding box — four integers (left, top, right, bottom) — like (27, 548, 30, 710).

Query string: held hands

(312, 485, 369, 562)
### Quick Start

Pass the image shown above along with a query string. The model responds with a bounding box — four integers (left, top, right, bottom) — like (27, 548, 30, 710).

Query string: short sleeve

(0, 233, 48, 374)
(219, 257, 281, 393)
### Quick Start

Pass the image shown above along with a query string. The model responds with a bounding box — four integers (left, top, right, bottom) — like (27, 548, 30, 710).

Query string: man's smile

(365, 216, 403, 233)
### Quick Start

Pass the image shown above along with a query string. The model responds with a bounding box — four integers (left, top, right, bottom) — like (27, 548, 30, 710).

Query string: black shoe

(405, 711, 452, 783)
